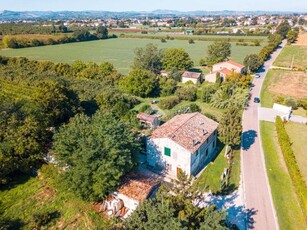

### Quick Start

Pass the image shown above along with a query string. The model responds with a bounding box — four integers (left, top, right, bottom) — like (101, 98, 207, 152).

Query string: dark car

(254, 97, 260, 103)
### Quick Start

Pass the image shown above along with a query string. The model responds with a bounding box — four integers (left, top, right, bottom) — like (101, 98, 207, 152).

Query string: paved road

(241, 40, 287, 230)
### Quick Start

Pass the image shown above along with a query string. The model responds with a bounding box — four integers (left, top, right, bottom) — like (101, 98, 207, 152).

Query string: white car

(255, 73, 261, 78)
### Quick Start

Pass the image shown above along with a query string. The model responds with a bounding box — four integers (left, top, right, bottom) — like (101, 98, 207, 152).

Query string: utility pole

(291, 55, 294, 70)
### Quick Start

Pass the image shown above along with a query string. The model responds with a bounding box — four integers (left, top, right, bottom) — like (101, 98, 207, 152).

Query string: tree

(53, 111, 140, 201)
(96, 26, 108, 39)
(119, 69, 156, 97)
(276, 21, 291, 39)
(201, 84, 217, 103)
(218, 107, 242, 148)
(215, 72, 222, 86)
(287, 30, 298, 44)
(206, 41, 231, 66)
(243, 54, 263, 73)
(162, 48, 193, 71)
(159, 77, 177, 97)
(132, 43, 163, 74)
(175, 85, 197, 101)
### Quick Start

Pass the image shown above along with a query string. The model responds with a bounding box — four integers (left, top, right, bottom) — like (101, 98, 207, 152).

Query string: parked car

(151, 100, 158, 104)
(255, 73, 261, 78)
(254, 97, 260, 103)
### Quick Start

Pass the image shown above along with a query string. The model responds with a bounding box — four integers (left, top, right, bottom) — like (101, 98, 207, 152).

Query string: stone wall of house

(182, 77, 198, 84)
(146, 137, 191, 177)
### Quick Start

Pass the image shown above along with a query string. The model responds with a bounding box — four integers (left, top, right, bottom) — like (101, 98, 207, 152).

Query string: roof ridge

(167, 112, 198, 139)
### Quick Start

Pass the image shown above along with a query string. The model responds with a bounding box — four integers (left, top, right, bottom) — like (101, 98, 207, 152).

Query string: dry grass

(267, 70, 307, 99)
(294, 33, 307, 46)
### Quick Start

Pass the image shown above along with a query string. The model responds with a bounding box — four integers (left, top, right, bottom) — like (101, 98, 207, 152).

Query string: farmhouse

(146, 112, 219, 178)
(137, 113, 160, 129)
(205, 60, 244, 82)
(181, 71, 203, 84)
(212, 60, 244, 74)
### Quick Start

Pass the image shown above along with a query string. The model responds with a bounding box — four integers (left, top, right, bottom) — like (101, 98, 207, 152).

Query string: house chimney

(203, 130, 208, 135)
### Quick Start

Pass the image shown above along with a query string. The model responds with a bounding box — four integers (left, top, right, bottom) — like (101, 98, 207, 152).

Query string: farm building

(99, 172, 160, 218)
(137, 113, 160, 129)
(146, 112, 219, 178)
(181, 71, 203, 84)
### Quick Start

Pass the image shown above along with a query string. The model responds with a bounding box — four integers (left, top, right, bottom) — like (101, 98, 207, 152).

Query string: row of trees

(3, 26, 113, 49)
(0, 23, 70, 35)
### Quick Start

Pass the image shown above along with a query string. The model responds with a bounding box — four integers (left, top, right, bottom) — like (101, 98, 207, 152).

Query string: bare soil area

(294, 33, 307, 46)
(268, 71, 307, 98)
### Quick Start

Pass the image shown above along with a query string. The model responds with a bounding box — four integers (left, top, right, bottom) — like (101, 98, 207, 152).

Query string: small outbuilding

(181, 71, 203, 84)
(137, 113, 160, 129)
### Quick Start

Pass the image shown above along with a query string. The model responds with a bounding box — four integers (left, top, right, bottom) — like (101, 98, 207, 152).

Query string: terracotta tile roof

(137, 113, 157, 123)
(182, 71, 202, 79)
(118, 172, 160, 202)
(226, 60, 244, 69)
(212, 68, 233, 76)
(150, 112, 218, 153)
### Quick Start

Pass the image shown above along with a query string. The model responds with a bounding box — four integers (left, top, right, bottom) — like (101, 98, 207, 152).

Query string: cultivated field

(274, 45, 307, 70)
(285, 122, 307, 184)
(261, 69, 307, 107)
(294, 33, 307, 46)
(0, 38, 265, 74)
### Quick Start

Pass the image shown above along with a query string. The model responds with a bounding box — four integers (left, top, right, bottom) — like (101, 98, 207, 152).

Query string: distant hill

(0, 9, 302, 21)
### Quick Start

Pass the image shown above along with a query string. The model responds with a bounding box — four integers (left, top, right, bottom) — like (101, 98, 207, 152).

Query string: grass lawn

(292, 107, 307, 117)
(260, 121, 306, 230)
(0, 165, 110, 229)
(274, 45, 307, 70)
(260, 69, 307, 108)
(195, 143, 240, 194)
(285, 122, 307, 184)
(0, 38, 265, 74)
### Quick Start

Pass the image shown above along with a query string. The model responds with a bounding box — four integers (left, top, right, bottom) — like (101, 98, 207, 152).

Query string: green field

(260, 121, 306, 230)
(285, 122, 307, 184)
(274, 45, 307, 70)
(0, 38, 265, 74)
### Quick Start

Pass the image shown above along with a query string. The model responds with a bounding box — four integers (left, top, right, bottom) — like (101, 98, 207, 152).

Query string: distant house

(212, 60, 244, 74)
(100, 172, 160, 218)
(181, 71, 203, 84)
(205, 60, 244, 83)
(137, 113, 160, 129)
(186, 29, 194, 35)
(160, 70, 169, 77)
(146, 112, 219, 178)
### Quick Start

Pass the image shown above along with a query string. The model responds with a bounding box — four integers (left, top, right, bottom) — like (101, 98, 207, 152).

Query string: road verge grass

(260, 121, 306, 229)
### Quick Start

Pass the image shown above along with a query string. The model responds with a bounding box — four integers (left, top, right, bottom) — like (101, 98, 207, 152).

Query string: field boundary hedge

(275, 116, 307, 222)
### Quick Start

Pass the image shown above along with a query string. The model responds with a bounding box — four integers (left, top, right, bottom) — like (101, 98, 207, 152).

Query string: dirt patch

(268, 71, 307, 98)
(294, 33, 307, 46)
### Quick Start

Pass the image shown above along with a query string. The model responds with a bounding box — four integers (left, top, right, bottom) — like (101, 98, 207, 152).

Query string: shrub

(188, 39, 194, 44)
(284, 97, 298, 110)
(175, 85, 197, 101)
(204, 112, 217, 121)
(161, 38, 167, 43)
(298, 99, 307, 110)
(159, 96, 180, 109)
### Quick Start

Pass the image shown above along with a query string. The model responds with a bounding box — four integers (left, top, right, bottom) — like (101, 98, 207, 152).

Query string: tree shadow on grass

(0, 218, 25, 230)
(242, 130, 257, 151)
(0, 174, 32, 192)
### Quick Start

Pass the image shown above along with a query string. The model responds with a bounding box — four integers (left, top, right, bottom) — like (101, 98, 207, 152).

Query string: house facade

(146, 112, 219, 178)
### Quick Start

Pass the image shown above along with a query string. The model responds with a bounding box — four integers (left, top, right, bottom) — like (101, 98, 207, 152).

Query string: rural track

(241, 40, 287, 230)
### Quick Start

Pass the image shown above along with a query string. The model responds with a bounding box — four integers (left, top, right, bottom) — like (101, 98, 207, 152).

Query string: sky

(0, 0, 306, 12)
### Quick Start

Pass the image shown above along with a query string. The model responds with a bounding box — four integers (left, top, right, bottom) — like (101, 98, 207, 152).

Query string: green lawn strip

(195, 144, 228, 193)
(228, 150, 240, 190)
(260, 69, 276, 108)
(274, 45, 307, 70)
(0, 38, 265, 75)
(285, 122, 307, 184)
(260, 121, 306, 229)
(0, 165, 110, 229)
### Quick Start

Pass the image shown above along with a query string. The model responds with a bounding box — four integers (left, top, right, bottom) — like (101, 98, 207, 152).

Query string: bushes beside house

(159, 96, 180, 109)
(275, 116, 307, 220)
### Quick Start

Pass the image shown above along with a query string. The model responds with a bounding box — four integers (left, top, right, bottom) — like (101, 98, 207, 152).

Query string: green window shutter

(164, 147, 171, 157)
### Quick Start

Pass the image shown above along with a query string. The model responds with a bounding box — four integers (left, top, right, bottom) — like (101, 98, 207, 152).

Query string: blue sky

(1, 0, 306, 12)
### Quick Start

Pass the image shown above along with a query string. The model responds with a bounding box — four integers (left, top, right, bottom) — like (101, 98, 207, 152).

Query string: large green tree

(206, 41, 231, 66)
(119, 69, 156, 97)
(96, 26, 108, 39)
(243, 54, 263, 73)
(162, 48, 193, 71)
(53, 111, 140, 201)
(287, 30, 299, 44)
(132, 43, 163, 74)
(218, 107, 242, 147)
(276, 21, 291, 39)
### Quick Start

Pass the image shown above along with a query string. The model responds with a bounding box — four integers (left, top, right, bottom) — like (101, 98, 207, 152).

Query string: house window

(164, 147, 171, 157)
(205, 149, 209, 158)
